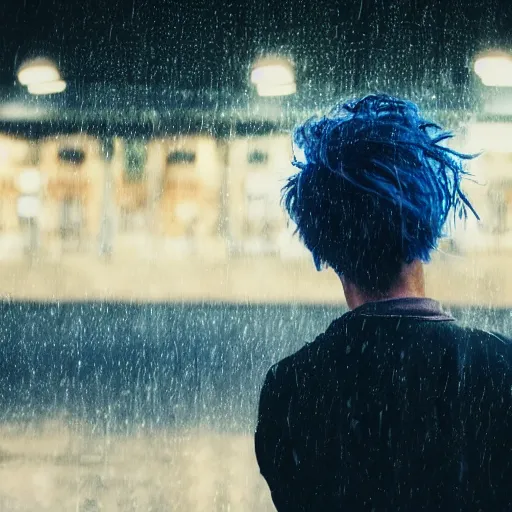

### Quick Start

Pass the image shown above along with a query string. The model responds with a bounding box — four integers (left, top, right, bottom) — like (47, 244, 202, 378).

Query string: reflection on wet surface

(0, 424, 271, 511)
(0, 302, 509, 511)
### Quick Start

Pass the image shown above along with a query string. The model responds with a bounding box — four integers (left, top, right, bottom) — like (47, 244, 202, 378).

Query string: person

(254, 94, 512, 511)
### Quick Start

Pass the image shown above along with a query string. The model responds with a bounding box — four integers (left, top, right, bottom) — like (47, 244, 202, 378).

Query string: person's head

(282, 94, 478, 298)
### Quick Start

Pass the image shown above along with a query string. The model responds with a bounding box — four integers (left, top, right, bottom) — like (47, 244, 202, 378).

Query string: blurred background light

(17, 57, 66, 95)
(0, 102, 48, 120)
(256, 82, 297, 97)
(17, 58, 60, 85)
(17, 168, 42, 195)
(474, 51, 512, 87)
(17, 196, 40, 219)
(27, 79, 67, 95)
(251, 56, 296, 97)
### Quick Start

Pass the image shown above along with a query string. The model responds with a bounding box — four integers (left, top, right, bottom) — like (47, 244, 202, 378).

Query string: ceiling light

(251, 56, 296, 97)
(474, 51, 512, 87)
(27, 80, 67, 95)
(18, 58, 60, 86)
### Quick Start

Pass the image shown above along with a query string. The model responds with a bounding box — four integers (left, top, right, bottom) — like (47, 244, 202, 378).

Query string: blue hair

(282, 94, 479, 292)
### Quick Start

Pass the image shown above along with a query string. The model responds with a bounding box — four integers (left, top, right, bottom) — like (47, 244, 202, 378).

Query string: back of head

(282, 94, 478, 293)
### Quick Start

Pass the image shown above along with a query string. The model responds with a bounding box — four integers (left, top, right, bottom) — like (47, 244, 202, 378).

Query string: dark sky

(0, 0, 511, 95)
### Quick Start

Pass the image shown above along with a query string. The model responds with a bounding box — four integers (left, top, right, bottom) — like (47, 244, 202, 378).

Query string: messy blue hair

(282, 94, 479, 292)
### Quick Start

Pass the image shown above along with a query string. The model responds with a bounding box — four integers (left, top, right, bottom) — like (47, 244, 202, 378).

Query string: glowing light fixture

(27, 80, 67, 95)
(251, 56, 296, 97)
(18, 58, 59, 85)
(256, 82, 296, 97)
(17, 57, 66, 95)
(474, 51, 512, 87)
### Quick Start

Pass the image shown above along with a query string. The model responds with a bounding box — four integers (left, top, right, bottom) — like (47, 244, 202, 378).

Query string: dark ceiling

(1, 0, 510, 94)
(0, 0, 510, 137)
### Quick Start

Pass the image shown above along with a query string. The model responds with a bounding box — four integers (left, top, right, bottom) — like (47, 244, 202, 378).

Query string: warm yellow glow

(27, 80, 67, 95)
(256, 82, 296, 97)
(17, 196, 40, 218)
(474, 52, 512, 87)
(18, 58, 60, 86)
(17, 168, 42, 194)
(175, 202, 198, 222)
(251, 62, 294, 86)
(251, 57, 296, 97)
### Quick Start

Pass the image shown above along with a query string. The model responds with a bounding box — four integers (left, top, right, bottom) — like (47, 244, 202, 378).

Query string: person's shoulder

(268, 317, 347, 381)
(451, 322, 512, 345)
(446, 322, 512, 364)
(267, 341, 316, 379)
(420, 318, 511, 343)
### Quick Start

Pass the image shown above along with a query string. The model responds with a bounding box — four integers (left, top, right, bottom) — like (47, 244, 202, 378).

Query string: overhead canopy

(1, 0, 511, 136)
(0, 81, 481, 139)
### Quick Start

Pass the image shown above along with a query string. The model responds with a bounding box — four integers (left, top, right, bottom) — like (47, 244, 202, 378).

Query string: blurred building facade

(1, 126, 510, 253)
(0, 131, 305, 259)
(0, 77, 510, 304)
(0, 121, 509, 304)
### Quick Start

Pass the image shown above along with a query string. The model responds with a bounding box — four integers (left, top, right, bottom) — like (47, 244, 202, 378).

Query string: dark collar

(348, 297, 454, 321)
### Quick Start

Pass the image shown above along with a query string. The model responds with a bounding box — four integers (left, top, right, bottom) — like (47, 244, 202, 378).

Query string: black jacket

(255, 298, 512, 511)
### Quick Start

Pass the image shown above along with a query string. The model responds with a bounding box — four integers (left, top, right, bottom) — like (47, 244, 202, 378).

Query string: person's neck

(340, 260, 426, 310)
